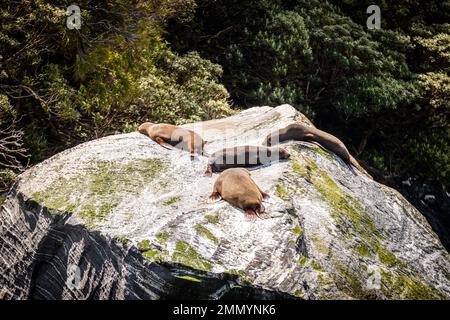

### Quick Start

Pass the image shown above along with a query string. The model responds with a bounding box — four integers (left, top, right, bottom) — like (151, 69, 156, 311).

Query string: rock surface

(1, 104, 449, 300)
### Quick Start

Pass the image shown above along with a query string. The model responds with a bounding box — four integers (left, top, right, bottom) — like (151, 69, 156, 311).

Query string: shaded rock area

(393, 178, 450, 252)
(1, 105, 449, 299)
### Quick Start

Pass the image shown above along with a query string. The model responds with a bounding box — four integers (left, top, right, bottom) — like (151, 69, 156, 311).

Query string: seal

(138, 122, 206, 157)
(209, 168, 269, 219)
(204, 145, 290, 176)
(263, 123, 357, 171)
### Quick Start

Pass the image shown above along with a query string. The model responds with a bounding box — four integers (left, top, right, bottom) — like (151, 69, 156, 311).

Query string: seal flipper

(208, 191, 222, 203)
(303, 132, 315, 140)
(154, 137, 174, 150)
(189, 139, 197, 160)
(244, 209, 258, 221)
(259, 204, 266, 214)
(255, 205, 271, 219)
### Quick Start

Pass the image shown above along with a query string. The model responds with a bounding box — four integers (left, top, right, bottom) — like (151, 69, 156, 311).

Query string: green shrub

(0, 0, 233, 193)
(168, 0, 449, 188)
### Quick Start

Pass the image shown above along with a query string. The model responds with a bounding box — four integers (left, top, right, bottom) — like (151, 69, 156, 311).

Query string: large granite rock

(1, 105, 449, 299)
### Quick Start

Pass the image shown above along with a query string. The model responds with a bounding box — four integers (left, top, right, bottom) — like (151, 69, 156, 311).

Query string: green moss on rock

(310, 234, 329, 256)
(311, 145, 333, 161)
(172, 240, 213, 272)
(289, 149, 445, 299)
(116, 236, 130, 246)
(298, 255, 308, 266)
(381, 269, 446, 299)
(294, 289, 304, 298)
(292, 153, 401, 273)
(275, 183, 290, 201)
(293, 226, 303, 236)
(163, 196, 180, 206)
(205, 214, 220, 224)
(0, 194, 7, 206)
(142, 249, 167, 262)
(31, 158, 166, 228)
(376, 245, 398, 266)
(176, 275, 202, 282)
(195, 224, 220, 245)
(335, 263, 367, 299)
(225, 269, 247, 277)
(332, 261, 445, 299)
(310, 260, 325, 272)
(225, 269, 254, 284)
(156, 232, 171, 244)
(292, 159, 308, 177)
(137, 239, 151, 251)
(356, 243, 372, 258)
(316, 273, 338, 299)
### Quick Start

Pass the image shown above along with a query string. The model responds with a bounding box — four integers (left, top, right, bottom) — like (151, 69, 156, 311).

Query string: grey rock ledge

(1, 105, 449, 299)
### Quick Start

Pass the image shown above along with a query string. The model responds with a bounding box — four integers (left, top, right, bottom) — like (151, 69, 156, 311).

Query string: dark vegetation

(1, 0, 449, 200)
(0, 0, 232, 192)
(168, 0, 449, 190)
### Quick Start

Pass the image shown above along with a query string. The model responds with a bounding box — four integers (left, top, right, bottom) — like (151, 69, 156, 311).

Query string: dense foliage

(0, 0, 232, 192)
(168, 0, 449, 188)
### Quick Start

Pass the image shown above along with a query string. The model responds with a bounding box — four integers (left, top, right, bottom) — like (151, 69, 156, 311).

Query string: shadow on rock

(3, 194, 296, 300)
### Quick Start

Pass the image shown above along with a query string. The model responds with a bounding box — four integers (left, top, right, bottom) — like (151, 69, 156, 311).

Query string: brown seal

(138, 122, 206, 157)
(209, 168, 269, 219)
(263, 123, 357, 171)
(204, 145, 290, 176)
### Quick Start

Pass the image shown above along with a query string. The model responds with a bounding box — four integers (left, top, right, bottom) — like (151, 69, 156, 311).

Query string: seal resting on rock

(209, 168, 270, 219)
(204, 145, 290, 176)
(263, 123, 359, 172)
(138, 122, 206, 158)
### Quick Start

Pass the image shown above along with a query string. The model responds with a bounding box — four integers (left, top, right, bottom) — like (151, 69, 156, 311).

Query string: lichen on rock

(0, 104, 449, 300)
(31, 158, 167, 228)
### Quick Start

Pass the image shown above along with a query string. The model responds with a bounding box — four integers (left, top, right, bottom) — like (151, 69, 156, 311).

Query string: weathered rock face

(393, 178, 450, 252)
(1, 105, 449, 300)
